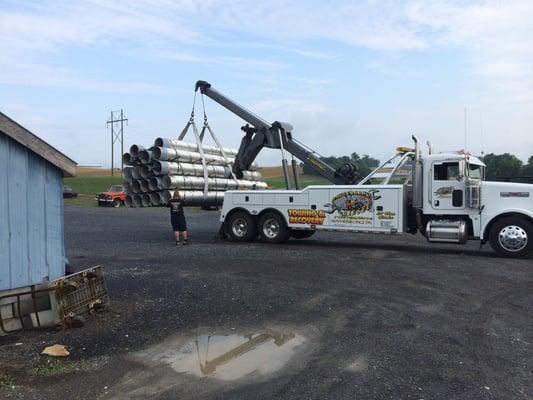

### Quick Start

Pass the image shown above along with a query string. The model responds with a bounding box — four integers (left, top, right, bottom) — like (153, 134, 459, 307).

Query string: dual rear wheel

(225, 211, 314, 243)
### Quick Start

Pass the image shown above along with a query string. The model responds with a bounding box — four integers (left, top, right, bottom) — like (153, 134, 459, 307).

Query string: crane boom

(195, 80, 358, 185)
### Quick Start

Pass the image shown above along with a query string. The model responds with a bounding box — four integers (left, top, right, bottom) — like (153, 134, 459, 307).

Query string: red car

(96, 185, 127, 207)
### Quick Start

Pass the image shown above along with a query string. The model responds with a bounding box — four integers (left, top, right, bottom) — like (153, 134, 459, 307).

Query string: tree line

(481, 153, 533, 180)
(303, 152, 533, 181)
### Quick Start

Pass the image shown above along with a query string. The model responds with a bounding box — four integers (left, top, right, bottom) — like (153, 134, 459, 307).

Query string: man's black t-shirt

(169, 199, 184, 216)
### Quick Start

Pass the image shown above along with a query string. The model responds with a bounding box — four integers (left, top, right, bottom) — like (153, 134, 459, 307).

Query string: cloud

(3, 0, 531, 101)
(406, 0, 533, 103)
(0, 61, 179, 95)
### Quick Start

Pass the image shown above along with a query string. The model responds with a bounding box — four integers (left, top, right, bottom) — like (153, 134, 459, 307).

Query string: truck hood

(482, 180, 533, 195)
(481, 181, 532, 217)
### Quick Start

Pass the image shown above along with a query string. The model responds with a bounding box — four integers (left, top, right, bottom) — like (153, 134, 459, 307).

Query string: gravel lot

(1, 205, 531, 399)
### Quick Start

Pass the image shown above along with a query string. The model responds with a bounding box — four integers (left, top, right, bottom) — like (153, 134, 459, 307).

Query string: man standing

(169, 191, 188, 245)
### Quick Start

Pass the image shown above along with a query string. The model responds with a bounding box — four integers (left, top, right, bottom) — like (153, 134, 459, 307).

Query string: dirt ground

(0, 206, 531, 399)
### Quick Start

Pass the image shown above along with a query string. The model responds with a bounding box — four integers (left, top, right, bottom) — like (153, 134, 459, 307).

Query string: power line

(107, 109, 128, 176)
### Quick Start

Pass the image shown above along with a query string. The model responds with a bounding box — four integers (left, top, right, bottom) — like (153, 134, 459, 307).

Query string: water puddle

(158, 331, 306, 381)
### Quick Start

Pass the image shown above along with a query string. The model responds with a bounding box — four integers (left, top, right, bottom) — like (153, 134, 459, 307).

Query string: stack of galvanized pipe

(122, 137, 266, 207)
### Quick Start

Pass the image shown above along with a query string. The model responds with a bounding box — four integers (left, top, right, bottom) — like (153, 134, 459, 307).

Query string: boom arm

(195, 80, 358, 185)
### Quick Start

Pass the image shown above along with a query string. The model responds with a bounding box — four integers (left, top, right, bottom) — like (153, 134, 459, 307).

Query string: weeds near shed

(32, 357, 109, 377)
(0, 374, 16, 389)
(32, 361, 68, 377)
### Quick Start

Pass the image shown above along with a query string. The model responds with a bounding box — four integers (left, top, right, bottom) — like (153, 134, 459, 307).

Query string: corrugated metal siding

(0, 133, 65, 291)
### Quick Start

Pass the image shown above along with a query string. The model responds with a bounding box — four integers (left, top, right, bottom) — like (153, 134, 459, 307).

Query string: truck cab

(417, 150, 532, 257)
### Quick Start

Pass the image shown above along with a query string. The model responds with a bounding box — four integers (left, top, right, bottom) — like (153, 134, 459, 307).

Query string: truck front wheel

(259, 212, 289, 244)
(113, 199, 122, 208)
(489, 217, 532, 258)
(226, 211, 257, 242)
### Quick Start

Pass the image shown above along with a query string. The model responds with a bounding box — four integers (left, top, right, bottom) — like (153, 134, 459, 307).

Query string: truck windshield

(468, 164, 484, 180)
(109, 186, 123, 192)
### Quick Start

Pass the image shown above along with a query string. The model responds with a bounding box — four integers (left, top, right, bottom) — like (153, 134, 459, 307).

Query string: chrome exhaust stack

(411, 135, 423, 210)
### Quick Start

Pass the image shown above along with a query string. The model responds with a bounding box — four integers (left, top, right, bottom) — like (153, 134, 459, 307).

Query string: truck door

(430, 161, 465, 211)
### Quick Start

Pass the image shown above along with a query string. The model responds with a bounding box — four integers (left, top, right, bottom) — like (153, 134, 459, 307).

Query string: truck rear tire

(290, 229, 315, 239)
(226, 211, 257, 242)
(489, 217, 532, 258)
(259, 212, 289, 244)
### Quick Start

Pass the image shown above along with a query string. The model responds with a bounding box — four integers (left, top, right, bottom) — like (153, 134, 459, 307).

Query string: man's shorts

(171, 214, 187, 231)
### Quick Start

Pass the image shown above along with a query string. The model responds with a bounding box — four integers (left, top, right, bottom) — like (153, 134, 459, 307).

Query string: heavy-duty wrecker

(195, 80, 533, 258)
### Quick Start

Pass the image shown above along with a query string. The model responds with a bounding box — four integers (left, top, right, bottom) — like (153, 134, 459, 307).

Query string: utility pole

(107, 109, 128, 176)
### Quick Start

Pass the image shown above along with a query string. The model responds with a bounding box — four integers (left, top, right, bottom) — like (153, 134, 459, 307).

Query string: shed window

(434, 162, 460, 181)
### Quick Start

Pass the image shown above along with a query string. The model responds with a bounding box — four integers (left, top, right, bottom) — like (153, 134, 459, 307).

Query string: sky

(1, 0, 532, 168)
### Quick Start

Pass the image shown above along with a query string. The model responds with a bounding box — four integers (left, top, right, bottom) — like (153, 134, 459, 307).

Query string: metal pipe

(123, 166, 133, 180)
(123, 181, 133, 194)
(131, 179, 141, 194)
(241, 170, 262, 181)
(160, 190, 225, 206)
(152, 147, 259, 170)
(152, 161, 261, 180)
(123, 153, 132, 165)
(149, 192, 162, 206)
(129, 144, 144, 158)
(131, 166, 142, 180)
(141, 194, 151, 207)
(139, 179, 150, 193)
(132, 194, 143, 207)
(124, 195, 134, 207)
(148, 177, 163, 191)
(154, 138, 237, 157)
(140, 164, 153, 179)
(139, 149, 153, 164)
(151, 147, 232, 165)
(162, 175, 267, 191)
(124, 137, 268, 208)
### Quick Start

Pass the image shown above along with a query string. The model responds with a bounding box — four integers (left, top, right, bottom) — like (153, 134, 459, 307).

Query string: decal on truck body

(288, 209, 326, 225)
(324, 190, 381, 216)
(324, 190, 382, 226)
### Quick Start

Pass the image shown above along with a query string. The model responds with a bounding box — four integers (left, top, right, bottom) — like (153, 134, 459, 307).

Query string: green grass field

(64, 175, 123, 194)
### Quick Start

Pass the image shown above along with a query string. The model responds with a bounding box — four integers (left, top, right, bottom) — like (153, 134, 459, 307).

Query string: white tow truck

(194, 81, 533, 258)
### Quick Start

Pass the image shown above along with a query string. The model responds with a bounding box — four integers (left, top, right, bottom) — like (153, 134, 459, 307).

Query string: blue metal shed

(0, 112, 76, 292)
